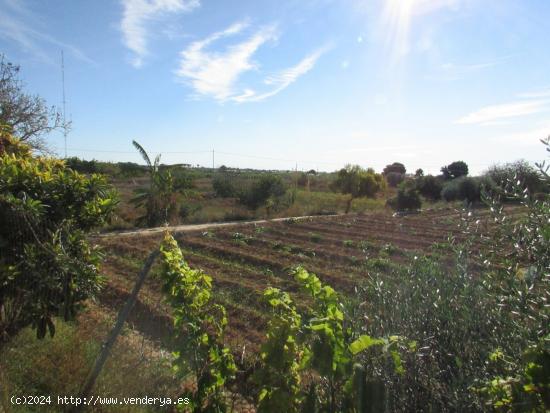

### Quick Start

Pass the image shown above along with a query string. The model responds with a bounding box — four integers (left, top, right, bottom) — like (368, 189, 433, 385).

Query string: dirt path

(96, 214, 344, 238)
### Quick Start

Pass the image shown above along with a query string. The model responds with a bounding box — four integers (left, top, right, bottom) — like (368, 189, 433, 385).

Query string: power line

(63, 147, 211, 154)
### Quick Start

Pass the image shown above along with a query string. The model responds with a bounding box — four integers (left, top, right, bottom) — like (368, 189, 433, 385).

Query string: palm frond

(132, 140, 152, 170)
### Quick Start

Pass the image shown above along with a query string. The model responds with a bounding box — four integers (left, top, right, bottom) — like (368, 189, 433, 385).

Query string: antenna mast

(61, 50, 67, 158)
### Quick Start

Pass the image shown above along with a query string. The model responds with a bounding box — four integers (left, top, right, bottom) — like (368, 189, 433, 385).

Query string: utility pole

(212, 149, 215, 169)
(61, 50, 67, 158)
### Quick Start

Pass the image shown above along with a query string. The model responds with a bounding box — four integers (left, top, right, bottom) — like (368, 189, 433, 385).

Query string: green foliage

(358, 140, 550, 412)
(159, 233, 236, 412)
(65, 157, 99, 174)
(478, 337, 550, 411)
(394, 185, 421, 211)
(0, 130, 117, 339)
(441, 176, 481, 203)
(255, 288, 302, 413)
(238, 174, 287, 210)
(441, 160, 469, 179)
(484, 160, 548, 197)
(212, 174, 237, 198)
(415, 174, 443, 200)
(256, 266, 406, 412)
(384, 172, 404, 188)
(333, 165, 386, 200)
(131, 140, 193, 227)
(343, 239, 355, 248)
(473, 138, 550, 411)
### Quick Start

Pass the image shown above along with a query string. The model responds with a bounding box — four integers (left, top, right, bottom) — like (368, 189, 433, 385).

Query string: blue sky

(1, 0, 549, 174)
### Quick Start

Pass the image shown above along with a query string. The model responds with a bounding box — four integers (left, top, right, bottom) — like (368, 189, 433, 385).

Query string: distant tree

(415, 168, 424, 177)
(307, 169, 317, 175)
(0, 55, 65, 151)
(297, 172, 308, 188)
(117, 161, 145, 178)
(385, 171, 404, 187)
(333, 164, 386, 212)
(441, 161, 468, 180)
(383, 162, 406, 175)
(65, 157, 98, 174)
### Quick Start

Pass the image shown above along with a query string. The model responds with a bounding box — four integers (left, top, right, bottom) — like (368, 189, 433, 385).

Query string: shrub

(441, 177, 480, 203)
(212, 174, 236, 198)
(238, 174, 286, 210)
(484, 160, 547, 196)
(117, 161, 145, 178)
(0, 130, 117, 339)
(65, 157, 98, 174)
(394, 186, 422, 211)
(415, 175, 443, 200)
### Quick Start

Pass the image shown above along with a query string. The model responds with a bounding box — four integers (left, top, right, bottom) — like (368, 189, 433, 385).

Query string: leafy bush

(441, 177, 480, 203)
(212, 174, 237, 198)
(238, 174, 287, 210)
(415, 174, 443, 200)
(0, 129, 117, 339)
(256, 266, 408, 412)
(392, 185, 421, 211)
(333, 165, 387, 204)
(484, 160, 547, 196)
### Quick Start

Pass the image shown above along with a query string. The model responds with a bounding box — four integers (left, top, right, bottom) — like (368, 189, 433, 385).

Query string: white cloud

(120, 0, 199, 67)
(456, 100, 549, 125)
(491, 120, 550, 146)
(232, 47, 327, 103)
(176, 22, 327, 103)
(176, 22, 276, 101)
(517, 88, 550, 99)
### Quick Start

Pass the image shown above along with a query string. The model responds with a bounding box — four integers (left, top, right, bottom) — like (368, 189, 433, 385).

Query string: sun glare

(383, 0, 417, 60)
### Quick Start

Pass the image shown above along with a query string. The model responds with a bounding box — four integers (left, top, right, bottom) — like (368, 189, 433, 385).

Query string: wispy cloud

(233, 46, 329, 103)
(176, 22, 328, 103)
(176, 22, 276, 101)
(517, 88, 550, 99)
(490, 120, 550, 146)
(0, 0, 94, 64)
(456, 100, 549, 125)
(120, 0, 200, 68)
